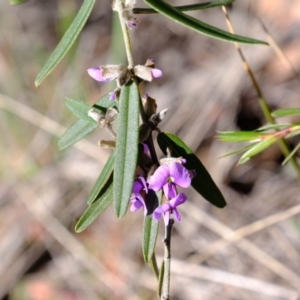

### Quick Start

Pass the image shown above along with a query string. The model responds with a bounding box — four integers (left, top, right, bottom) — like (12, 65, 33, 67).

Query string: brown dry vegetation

(1, 0, 300, 299)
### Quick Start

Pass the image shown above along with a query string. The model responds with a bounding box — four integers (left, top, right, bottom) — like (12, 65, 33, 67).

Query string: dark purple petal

(87, 67, 111, 82)
(169, 193, 187, 208)
(163, 183, 177, 199)
(148, 164, 170, 191)
(130, 195, 147, 215)
(169, 162, 191, 188)
(151, 68, 162, 78)
(139, 176, 148, 194)
(132, 180, 143, 194)
(153, 202, 171, 221)
(130, 199, 143, 212)
(172, 208, 181, 222)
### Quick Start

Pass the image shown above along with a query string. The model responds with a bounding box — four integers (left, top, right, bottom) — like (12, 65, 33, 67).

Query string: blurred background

(1, 0, 300, 299)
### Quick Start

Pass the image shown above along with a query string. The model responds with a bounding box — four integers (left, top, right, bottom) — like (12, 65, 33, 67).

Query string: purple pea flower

(87, 67, 111, 82)
(153, 193, 187, 225)
(148, 162, 191, 199)
(130, 177, 148, 215)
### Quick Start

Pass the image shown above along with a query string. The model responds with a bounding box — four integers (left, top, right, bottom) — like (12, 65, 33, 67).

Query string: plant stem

(115, 0, 134, 67)
(222, 6, 300, 181)
(161, 219, 174, 300)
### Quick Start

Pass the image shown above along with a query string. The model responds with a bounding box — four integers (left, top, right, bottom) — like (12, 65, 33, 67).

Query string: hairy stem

(115, 0, 134, 67)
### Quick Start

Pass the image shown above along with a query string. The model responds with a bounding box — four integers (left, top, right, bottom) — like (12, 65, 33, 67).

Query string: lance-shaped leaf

(75, 179, 113, 232)
(218, 131, 263, 142)
(144, 0, 267, 45)
(114, 82, 139, 217)
(272, 108, 300, 118)
(238, 138, 277, 164)
(35, 0, 95, 87)
(135, 0, 235, 13)
(256, 124, 291, 132)
(58, 92, 117, 150)
(143, 190, 162, 263)
(220, 144, 254, 158)
(65, 98, 100, 122)
(87, 151, 115, 205)
(157, 132, 226, 208)
(157, 260, 165, 299)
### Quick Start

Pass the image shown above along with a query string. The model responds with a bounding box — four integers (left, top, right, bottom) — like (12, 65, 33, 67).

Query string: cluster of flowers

(130, 157, 194, 225)
(87, 57, 193, 225)
(88, 59, 162, 101)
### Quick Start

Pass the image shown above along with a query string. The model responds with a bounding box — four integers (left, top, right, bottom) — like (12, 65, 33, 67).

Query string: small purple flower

(153, 193, 187, 225)
(87, 67, 111, 82)
(148, 162, 191, 199)
(130, 177, 148, 215)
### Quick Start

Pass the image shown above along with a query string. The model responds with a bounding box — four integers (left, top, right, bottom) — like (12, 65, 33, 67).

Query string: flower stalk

(114, 0, 134, 67)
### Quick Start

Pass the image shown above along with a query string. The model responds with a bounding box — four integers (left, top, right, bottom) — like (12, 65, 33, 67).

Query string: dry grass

(1, 0, 300, 299)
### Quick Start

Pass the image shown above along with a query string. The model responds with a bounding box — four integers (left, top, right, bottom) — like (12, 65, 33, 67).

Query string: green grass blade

(282, 141, 300, 166)
(157, 132, 226, 208)
(35, 0, 95, 87)
(135, 0, 235, 14)
(113, 82, 139, 217)
(87, 151, 115, 204)
(143, 190, 162, 263)
(218, 131, 262, 142)
(144, 0, 267, 44)
(75, 182, 113, 233)
(238, 138, 277, 164)
(272, 108, 300, 118)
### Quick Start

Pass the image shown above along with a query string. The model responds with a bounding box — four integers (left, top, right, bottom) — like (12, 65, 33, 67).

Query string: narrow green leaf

(9, 0, 27, 4)
(218, 131, 263, 142)
(135, 0, 235, 14)
(143, 190, 162, 263)
(144, 0, 267, 45)
(157, 260, 165, 299)
(87, 151, 115, 205)
(114, 82, 139, 217)
(256, 124, 291, 131)
(238, 138, 277, 164)
(35, 0, 96, 87)
(286, 128, 300, 139)
(58, 92, 117, 150)
(282, 141, 300, 166)
(75, 182, 113, 233)
(157, 132, 226, 208)
(219, 144, 254, 158)
(65, 98, 99, 123)
(58, 119, 98, 150)
(272, 108, 300, 118)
